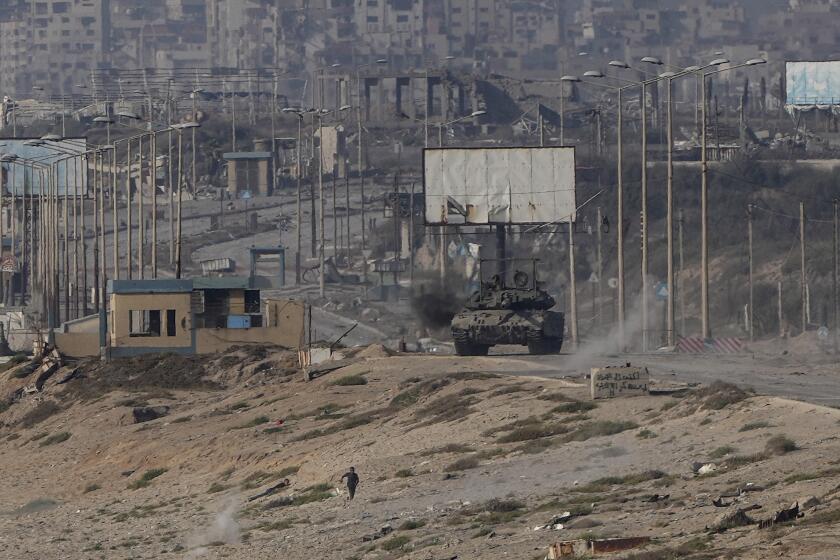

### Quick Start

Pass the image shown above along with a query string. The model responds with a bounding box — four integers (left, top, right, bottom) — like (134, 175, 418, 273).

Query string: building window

(166, 310, 177, 337)
(129, 310, 161, 337)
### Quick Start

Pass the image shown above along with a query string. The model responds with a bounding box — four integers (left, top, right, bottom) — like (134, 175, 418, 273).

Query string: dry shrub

(19, 401, 62, 428)
(692, 381, 750, 411)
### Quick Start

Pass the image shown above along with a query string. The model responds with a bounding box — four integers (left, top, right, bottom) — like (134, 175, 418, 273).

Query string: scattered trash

(698, 463, 717, 475)
(548, 537, 651, 557)
(641, 494, 670, 503)
(534, 512, 574, 531)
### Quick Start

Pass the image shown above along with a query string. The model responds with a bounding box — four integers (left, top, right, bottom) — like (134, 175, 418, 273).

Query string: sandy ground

(2, 346, 840, 559)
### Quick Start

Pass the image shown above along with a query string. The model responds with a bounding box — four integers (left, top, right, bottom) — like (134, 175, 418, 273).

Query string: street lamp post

(700, 58, 766, 338)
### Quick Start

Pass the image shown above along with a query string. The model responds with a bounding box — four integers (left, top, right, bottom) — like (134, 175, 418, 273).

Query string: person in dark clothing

(340, 467, 359, 503)
(246, 478, 291, 502)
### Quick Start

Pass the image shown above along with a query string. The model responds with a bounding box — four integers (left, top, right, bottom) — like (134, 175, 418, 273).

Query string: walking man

(340, 466, 360, 504)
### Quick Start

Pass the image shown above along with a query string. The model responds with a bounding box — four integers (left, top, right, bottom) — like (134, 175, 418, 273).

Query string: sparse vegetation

(419, 443, 475, 456)
(229, 401, 250, 410)
(395, 469, 414, 478)
(128, 468, 167, 490)
(565, 420, 639, 442)
(207, 482, 230, 494)
(19, 401, 62, 428)
(330, 374, 368, 386)
(233, 415, 270, 429)
(693, 381, 750, 411)
(708, 445, 735, 459)
(380, 535, 411, 551)
(551, 401, 597, 414)
(399, 519, 426, 530)
(39, 432, 71, 447)
(636, 429, 658, 439)
(83, 483, 101, 493)
(171, 415, 192, 423)
(576, 470, 670, 493)
(459, 498, 525, 525)
(739, 421, 771, 432)
(444, 456, 480, 472)
(765, 435, 797, 455)
(277, 466, 300, 477)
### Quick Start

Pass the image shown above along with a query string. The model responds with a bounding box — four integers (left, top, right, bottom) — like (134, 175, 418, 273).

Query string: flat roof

(110, 277, 255, 294)
(223, 152, 272, 160)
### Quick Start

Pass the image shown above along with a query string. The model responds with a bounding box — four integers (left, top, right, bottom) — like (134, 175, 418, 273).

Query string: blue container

(226, 315, 251, 329)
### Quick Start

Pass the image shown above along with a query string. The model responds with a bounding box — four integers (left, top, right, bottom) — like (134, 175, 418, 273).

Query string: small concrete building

(56, 277, 305, 358)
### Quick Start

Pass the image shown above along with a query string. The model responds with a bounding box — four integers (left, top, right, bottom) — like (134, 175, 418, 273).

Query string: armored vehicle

(451, 260, 564, 356)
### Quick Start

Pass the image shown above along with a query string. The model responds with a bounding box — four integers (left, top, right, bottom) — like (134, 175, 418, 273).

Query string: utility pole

(112, 146, 118, 280)
(138, 135, 144, 279)
(701, 75, 711, 338)
(678, 208, 685, 337)
(800, 201, 807, 333)
(596, 206, 603, 328)
(778, 281, 784, 338)
(747, 204, 754, 342)
(332, 162, 338, 258)
(345, 166, 351, 267)
(318, 114, 326, 298)
(127, 139, 132, 279)
(296, 115, 302, 284)
(151, 132, 157, 277)
(357, 103, 366, 252)
(175, 131, 184, 278)
(833, 198, 838, 351)
(93, 152, 100, 313)
(538, 110, 545, 147)
(569, 220, 578, 346)
(616, 88, 625, 347)
(665, 77, 675, 347)
(640, 81, 649, 351)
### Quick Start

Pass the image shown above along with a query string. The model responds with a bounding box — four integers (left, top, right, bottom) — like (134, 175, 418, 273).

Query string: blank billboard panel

(0, 138, 88, 197)
(423, 147, 576, 225)
(786, 61, 840, 105)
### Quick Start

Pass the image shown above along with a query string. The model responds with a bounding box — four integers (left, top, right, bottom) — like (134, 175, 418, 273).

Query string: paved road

(466, 349, 840, 406)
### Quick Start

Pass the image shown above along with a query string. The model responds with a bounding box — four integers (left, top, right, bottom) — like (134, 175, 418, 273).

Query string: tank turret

(451, 263, 564, 356)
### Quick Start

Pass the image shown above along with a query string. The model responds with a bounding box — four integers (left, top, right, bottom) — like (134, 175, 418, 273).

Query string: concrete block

(590, 365, 649, 400)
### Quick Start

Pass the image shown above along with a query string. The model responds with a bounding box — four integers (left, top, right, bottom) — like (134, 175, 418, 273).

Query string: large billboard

(786, 61, 840, 105)
(0, 138, 88, 197)
(423, 146, 576, 225)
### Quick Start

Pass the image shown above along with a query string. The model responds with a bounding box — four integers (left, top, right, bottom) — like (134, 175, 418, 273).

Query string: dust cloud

(185, 499, 241, 557)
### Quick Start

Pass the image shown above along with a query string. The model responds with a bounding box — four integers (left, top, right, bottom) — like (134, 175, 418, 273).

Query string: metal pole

(800, 201, 807, 334)
(701, 74, 711, 338)
(834, 198, 839, 351)
(641, 81, 649, 350)
(127, 139, 132, 279)
(616, 87, 625, 347)
(666, 78, 675, 347)
(748, 204, 754, 342)
(310, 114, 317, 259)
(296, 116, 302, 284)
(93, 152, 100, 313)
(99, 151, 107, 314)
(151, 132, 157, 277)
(596, 206, 603, 328)
(560, 84, 564, 145)
(332, 164, 337, 258)
(73, 157, 79, 317)
(357, 104, 366, 252)
(318, 115, 326, 298)
(112, 144, 118, 279)
(569, 220, 578, 346)
(678, 208, 685, 337)
(81, 156, 88, 316)
(64, 159, 70, 321)
(138, 135, 144, 279)
(345, 167, 351, 267)
(176, 131, 184, 278)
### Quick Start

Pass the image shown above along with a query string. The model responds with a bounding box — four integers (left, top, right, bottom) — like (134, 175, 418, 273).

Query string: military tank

(451, 260, 564, 356)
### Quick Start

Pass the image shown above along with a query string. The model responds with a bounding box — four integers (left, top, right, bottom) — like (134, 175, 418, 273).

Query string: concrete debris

(641, 494, 670, 503)
(548, 537, 651, 557)
(34, 349, 63, 391)
(361, 524, 393, 542)
(712, 506, 760, 532)
(132, 406, 171, 424)
(800, 496, 820, 510)
(759, 502, 801, 529)
(534, 512, 572, 531)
